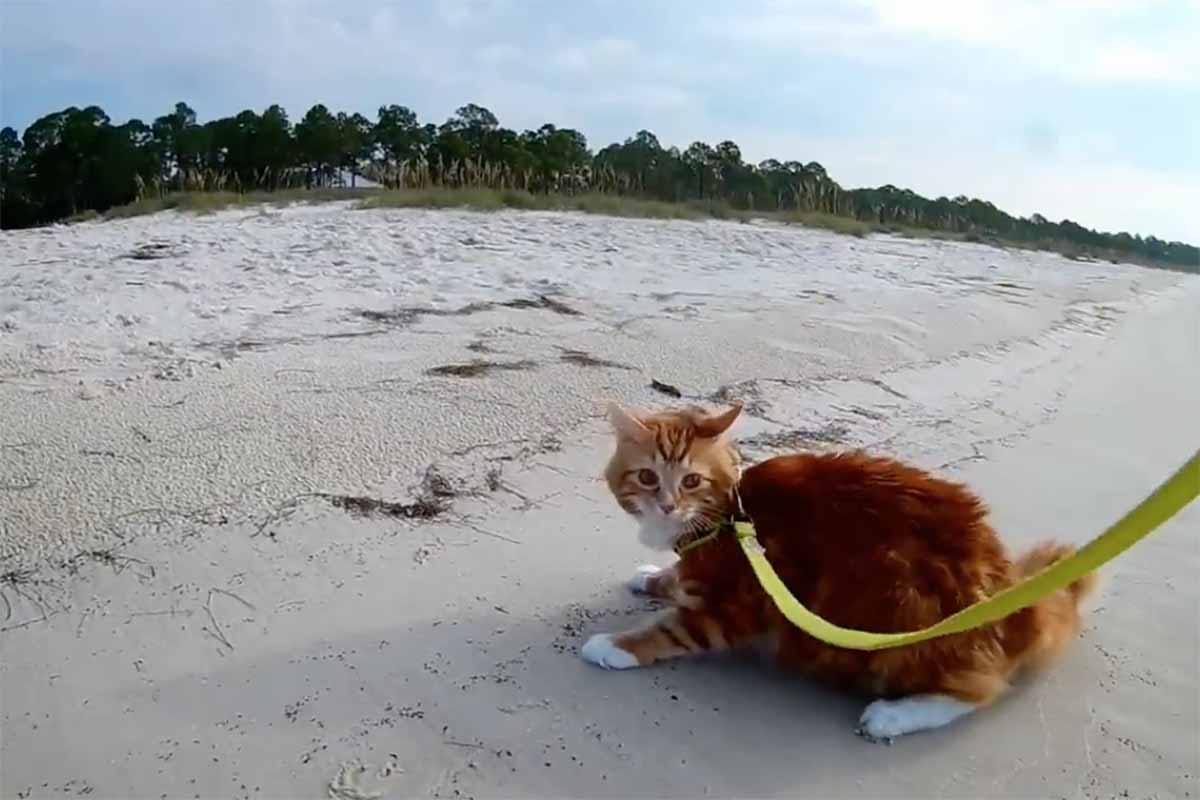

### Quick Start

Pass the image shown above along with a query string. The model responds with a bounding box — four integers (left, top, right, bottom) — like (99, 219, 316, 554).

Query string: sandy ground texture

(1, 203, 1197, 799)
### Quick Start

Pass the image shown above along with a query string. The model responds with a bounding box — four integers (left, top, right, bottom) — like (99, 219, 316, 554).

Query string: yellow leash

(734, 448, 1200, 651)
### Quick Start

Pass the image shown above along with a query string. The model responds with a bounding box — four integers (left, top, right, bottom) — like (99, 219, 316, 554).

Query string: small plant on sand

(776, 211, 871, 238)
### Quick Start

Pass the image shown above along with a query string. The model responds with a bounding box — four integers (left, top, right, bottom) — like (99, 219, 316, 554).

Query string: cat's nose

(659, 503, 677, 514)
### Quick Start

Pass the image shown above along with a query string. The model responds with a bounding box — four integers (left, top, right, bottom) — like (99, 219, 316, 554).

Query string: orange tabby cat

(584, 402, 1098, 741)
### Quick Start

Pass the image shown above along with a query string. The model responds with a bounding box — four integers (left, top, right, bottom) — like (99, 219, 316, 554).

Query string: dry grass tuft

(425, 359, 539, 378)
(358, 188, 721, 221)
(558, 349, 634, 370)
(89, 188, 376, 222)
(74, 187, 1152, 266)
(775, 211, 872, 237)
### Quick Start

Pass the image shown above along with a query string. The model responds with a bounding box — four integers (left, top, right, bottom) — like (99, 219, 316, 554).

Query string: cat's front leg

(580, 607, 734, 670)
(627, 563, 706, 609)
(626, 563, 676, 597)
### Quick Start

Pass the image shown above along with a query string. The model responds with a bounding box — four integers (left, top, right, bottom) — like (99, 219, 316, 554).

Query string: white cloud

(476, 43, 524, 67)
(1081, 42, 1196, 83)
(553, 38, 638, 72)
(713, 0, 1200, 86)
(434, 0, 508, 27)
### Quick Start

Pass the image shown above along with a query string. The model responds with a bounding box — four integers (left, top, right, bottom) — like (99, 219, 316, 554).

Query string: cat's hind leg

(855, 670, 1006, 742)
(855, 695, 976, 742)
(581, 607, 735, 670)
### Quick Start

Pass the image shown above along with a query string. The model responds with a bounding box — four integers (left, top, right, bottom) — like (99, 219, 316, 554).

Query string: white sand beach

(1, 203, 1197, 798)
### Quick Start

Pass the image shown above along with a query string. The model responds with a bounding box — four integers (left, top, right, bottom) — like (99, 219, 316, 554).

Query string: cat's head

(603, 402, 742, 551)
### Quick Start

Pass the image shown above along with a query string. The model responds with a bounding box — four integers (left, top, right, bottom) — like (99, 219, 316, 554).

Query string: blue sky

(3, 0, 1198, 242)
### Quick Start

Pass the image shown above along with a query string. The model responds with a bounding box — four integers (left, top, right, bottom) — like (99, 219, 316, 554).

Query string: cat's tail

(1015, 541, 1102, 608)
(1002, 541, 1102, 672)
(1015, 541, 1102, 609)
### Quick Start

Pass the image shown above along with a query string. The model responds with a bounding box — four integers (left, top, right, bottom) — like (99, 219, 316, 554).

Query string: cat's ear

(696, 404, 742, 438)
(607, 402, 650, 442)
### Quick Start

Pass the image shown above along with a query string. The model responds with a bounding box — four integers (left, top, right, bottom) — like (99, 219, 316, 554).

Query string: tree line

(1, 101, 1194, 270)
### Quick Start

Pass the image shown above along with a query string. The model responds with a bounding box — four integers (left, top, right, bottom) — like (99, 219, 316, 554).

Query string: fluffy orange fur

(586, 403, 1099, 741)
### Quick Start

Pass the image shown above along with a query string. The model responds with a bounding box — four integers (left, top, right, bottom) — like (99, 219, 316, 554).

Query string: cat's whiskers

(689, 504, 728, 530)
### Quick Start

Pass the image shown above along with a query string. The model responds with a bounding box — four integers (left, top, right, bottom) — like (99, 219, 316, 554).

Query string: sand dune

(1, 204, 1196, 798)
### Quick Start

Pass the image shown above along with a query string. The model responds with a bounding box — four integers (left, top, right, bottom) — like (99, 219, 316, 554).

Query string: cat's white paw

(855, 695, 975, 743)
(627, 564, 663, 594)
(580, 634, 640, 670)
(855, 699, 911, 743)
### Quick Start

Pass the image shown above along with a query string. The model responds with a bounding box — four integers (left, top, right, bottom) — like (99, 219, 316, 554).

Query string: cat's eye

(681, 473, 703, 489)
(636, 469, 659, 487)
